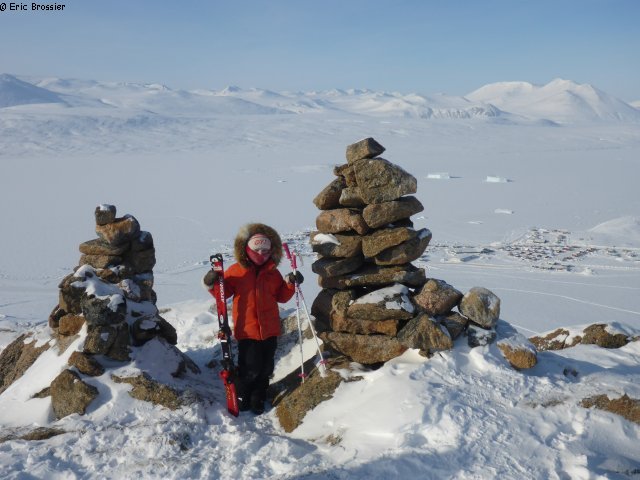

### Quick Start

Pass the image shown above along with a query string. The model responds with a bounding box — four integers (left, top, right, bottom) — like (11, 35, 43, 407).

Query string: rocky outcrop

(459, 287, 501, 329)
(0, 334, 50, 394)
(530, 324, 632, 351)
(497, 334, 538, 370)
(50, 369, 99, 419)
(581, 394, 640, 425)
(111, 373, 183, 410)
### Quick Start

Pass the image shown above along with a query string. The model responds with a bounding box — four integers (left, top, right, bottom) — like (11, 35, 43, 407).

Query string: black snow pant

(237, 336, 278, 409)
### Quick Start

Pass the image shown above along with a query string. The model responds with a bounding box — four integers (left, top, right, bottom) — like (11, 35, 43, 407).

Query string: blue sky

(1, 0, 638, 100)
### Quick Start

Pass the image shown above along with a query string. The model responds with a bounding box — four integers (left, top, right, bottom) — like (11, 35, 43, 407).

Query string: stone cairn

(309, 138, 537, 369)
(45, 205, 185, 419)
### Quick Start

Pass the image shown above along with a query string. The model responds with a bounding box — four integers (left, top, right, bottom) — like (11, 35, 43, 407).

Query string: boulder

(362, 227, 417, 258)
(50, 369, 99, 419)
(437, 311, 468, 340)
(338, 187, 366, 208)
(312, 255, 364, 277)
(58, 274, 86, 315)
(581, 394, 640, 425)
(95, 204, 116, 226)
(68, 351, 105, 377)
(316, 208, 369, 235)
(345, 137, 385, 163)
(362, 196, 424, 229)
(131, 315, 177, 347)
(111, 373, 183, 410)
(79, 238, 128, 256)
(84, 325, 118, 355)
(467, 325, 497, 347)
(497, 334, 538, 370)
(529, 328, 576, 351)
(459, 287, 501, 329)
(334, 164, 357, 186)
(95, 215, 140, 246)
(319, 331, 407, 365)
(373, 229, 432, 266)
(310, 289, 355, 332)
(79, 254, 123, 269)
(319, 264, 426, 290)
(106, 323, 131, 361)
(397, 314, 453, 356)
(58, 314, 85, 336)
(347, 284, 415, 321)
(81, 294, 126, 326)
(413, 279, 463, 316)
(131, 231, 154, 252)
(126, 248, 156, 273)
(313, 177, 346, 210)
(353, 158, 417, 204)
(331, 316, 402, 336)
(48, 305, 66, 329)
(310, 231, 363, 258)
(0, 334, 51, 394)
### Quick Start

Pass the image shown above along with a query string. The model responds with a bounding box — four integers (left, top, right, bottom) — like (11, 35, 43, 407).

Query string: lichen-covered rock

(338, 187, 366, 208)
(353, 157, 417, 204)
(79, 238, 128, 256)
(50, 369, 99, 419)
(331, 316, 402, 336)
(581, 394, 640, 425)
(497, 334, 538, 370)
(79, 254, 123, 269)
(437, 311, 468, 340)
(111, 373, 182, 410)
(0, 334, 51, 394)
(106, 323, 131, 361)
(312, 255, 364, 277)
(316, 208, 369, 235)
(529, 328, 577, 351)
(48, 305, 66, 329)
(95, 215, 140, 246)
(397, 314, 453, 356)
(319, 331, 407, 365)
(310, 231, 362, 258)
(94, 204, 116, 226)
(459, 287, 501, 329)
(310, 289, 355, 332)
(362, 227, 417, 258)
(334, 163, 358, 186)
(467, 325, 497, 347)
(58, 273, 87, 315)
(68, 351, 105, 377)
(84, 325, 118, 355)
(373, 229, 432, 266)
(362, 196, 424, 229)
(345, 137, 385, 163)
(313, 177, 346, 210)
(413, 279, 463, 316)
(58, 314, 85, 336)
(319, 264, 426, 290)
(347, 284, 415, 321)
(581, 324, 629, 349)
(271, 356, 355, 433)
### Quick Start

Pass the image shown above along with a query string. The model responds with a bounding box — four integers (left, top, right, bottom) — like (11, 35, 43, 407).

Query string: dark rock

(345, 137, 385, 163)
(95, 204, 116, 226)
(334, 164, 357, 186)
(0, 334, 51, 394)
(353, 157, 417, 204)
(68, 351, 105, 376)
(130, 315, 177, 346)
(311, 289, 355, 332)
(50, 369, 99, 419)
(397, 314, 453, 356)
(111, 373, 182, 410)
(83, 325, 118, 355)
(95, 215, 140, 246)
(459, 287, 501, 329)
(126, 248, 156, 273)
(319, 263, 426, 289)
(362, 227, 417, 258)
(467, 325, 497, 347)
(413, 279, 463, 316)
(313, 177, 346, 210)
(362, 196, 424, 229)
(48, 305, 66, 329)
(79, 254, 123, 269)
(81, 294, 126, 326)
(437, 311, 468, 340)
(58, 274, 87, 315)
(373, 229, 432, 266)
(310, 231, 362, 258)
(312, 255, 364, 277)
(316, 208, 369, 235)
(106, 323, 131, 361)
(131, 231, 154, 252)
(58, 314, 85, 336)
(319, 331, 407, 365)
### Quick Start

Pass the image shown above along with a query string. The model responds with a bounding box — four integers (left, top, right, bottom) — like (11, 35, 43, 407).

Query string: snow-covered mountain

(0, 74, 65, 108)
(466, 78, 640, 123)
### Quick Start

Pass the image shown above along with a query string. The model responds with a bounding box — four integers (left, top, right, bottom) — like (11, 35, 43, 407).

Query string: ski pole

(283, 243, 327, 377)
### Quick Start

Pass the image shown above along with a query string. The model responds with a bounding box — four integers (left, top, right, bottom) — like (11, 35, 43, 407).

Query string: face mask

(245, 245, 271, 266)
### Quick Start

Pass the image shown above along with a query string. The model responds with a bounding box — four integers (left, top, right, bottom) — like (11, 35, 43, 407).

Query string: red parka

(207, 223, 295, 341)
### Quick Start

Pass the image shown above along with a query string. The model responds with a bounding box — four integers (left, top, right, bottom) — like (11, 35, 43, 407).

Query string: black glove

(285, 271, 304, 285)
(203, 269, 219, 287)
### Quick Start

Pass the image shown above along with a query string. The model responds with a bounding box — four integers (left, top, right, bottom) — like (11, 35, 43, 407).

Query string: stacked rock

(49, 205, 177, 365)
(310, 138, 451, 364)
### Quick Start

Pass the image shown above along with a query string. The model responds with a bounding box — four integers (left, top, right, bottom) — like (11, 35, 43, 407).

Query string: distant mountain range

(1, 73, 638, 123)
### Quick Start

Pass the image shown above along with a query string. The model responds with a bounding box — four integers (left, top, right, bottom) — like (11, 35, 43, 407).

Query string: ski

(210, 254, 240, 417)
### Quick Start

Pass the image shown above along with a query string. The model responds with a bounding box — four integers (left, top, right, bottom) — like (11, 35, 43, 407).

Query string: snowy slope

(466, 78, 640, 123)
(0, 74, 65, 108)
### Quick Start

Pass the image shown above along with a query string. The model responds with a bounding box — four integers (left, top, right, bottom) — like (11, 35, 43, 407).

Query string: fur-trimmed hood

(234, 223, 283, 268)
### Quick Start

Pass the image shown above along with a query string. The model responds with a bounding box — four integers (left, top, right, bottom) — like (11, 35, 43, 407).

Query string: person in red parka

(203, 223, 303, 414)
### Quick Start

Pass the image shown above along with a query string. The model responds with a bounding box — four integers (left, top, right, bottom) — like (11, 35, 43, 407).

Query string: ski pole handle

(283, 243, 292, 261)
(283, 243, 298, 269)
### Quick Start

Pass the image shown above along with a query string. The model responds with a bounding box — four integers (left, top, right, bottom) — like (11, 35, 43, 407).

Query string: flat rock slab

(310, 231, 362, 258)
(320, 331, 407, 365)
(362, 196, 424, 229)
(346, 137, 385, 163)
(95, 215, 140, 246)
(347, 283, 415, 320)
(319, 264, 426, 289)
(316, 208, 369, 235)
(79, 238, 128, 256)
(413, 279, 463, 316)
(313, 177, 346, 210)
(353, 158, 417, 204)
(362, 227, 417, 258)
(312, 255, 364, 277)
(373, 228, 432, 266)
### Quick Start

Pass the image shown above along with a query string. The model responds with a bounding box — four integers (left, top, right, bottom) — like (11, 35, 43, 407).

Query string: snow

(311, 233, 340, 245)
(426, 172, 451, 180)
(0, 73, 639, 478)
